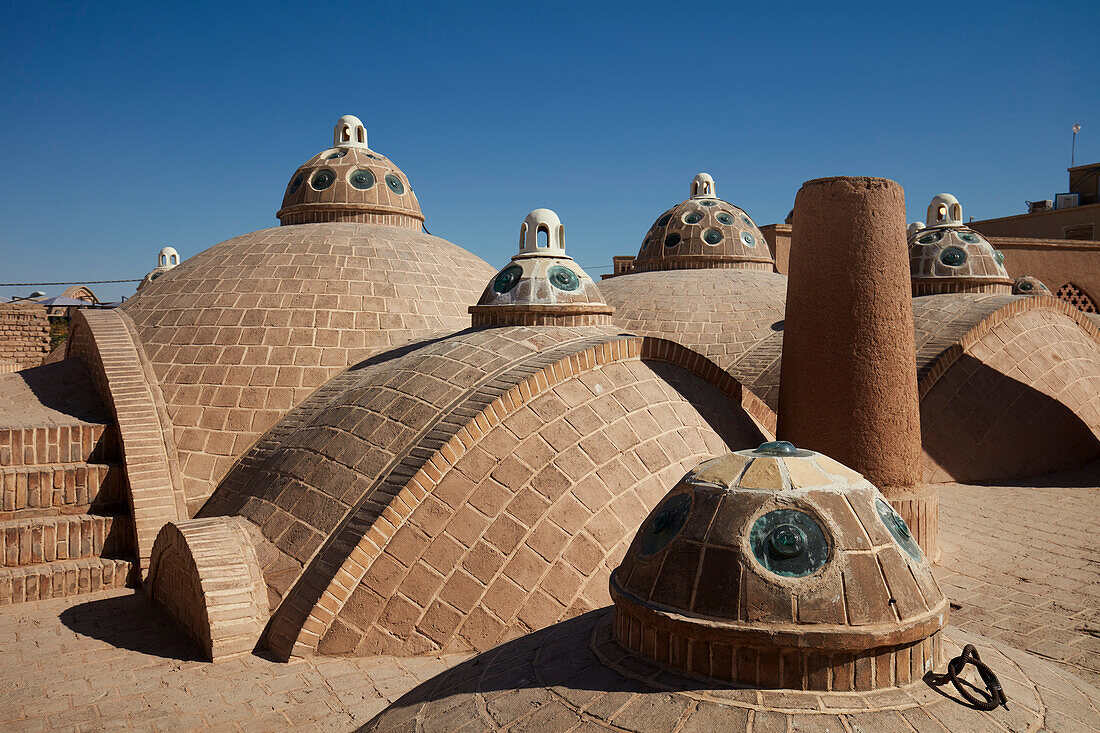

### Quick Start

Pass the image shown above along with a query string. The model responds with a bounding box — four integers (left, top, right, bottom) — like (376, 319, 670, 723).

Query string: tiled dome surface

(277, 147, 423, 228)
(632, 199, 774, 273)
(202, 325, 766, 659)
(121, 222, 495, 513)
(611, 446, 947, 690)
(601, 269, 788, 409)
(909, 226, 1011, 295)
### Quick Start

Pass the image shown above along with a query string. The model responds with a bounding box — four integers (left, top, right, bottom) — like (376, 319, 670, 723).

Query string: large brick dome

(123, 224, 494, 514)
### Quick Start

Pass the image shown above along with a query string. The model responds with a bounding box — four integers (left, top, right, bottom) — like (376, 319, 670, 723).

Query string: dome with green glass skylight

(276, 115, 424, 228)
(630, 173, 775, 273)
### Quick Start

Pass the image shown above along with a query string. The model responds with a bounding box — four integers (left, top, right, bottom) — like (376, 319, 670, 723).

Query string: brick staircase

(0, 364, 139, 604)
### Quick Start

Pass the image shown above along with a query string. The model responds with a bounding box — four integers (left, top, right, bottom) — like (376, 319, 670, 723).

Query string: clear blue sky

(1, 1, 1097, 302)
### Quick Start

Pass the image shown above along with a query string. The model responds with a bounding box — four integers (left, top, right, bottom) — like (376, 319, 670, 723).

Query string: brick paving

(0, 590, 470, 732)
(937, 470, 1100, 688)
(0, 475, 1097, 731)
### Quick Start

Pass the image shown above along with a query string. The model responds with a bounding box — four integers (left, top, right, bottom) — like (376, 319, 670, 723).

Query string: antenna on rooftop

(1072, 123, 1081, 167)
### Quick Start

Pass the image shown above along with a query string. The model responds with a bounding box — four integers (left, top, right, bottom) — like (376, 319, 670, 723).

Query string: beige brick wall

(0, 306, 50, 370)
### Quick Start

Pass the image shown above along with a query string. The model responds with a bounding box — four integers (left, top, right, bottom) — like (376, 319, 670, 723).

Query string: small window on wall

(1056, 283, 1098, 313)
(1064, 224, 1095, 241)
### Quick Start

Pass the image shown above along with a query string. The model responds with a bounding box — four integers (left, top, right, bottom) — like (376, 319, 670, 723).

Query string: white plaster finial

(158, 246, 180, 268)
(691, 173, 717, 199)
(907, 222, 925, 238)
(518, 209, 566, 255)
(333, 115, 369, 149)
(926, 194, 963, 228)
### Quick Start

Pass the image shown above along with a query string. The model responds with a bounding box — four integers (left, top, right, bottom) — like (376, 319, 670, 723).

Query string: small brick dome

(276, 115, 423, 228)
(908, 195, 1011, 295)
(630, 174, 774, 273)
(610, 441, 948, 691)
(470, 209, 614, 327)
(1013, 275, 1052, 296)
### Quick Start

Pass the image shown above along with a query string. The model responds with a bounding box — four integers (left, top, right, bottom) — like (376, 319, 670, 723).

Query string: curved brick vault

(917, 295, 1100, 482)
(198, 326, 766, 660)
(613, 279, 1100, 483)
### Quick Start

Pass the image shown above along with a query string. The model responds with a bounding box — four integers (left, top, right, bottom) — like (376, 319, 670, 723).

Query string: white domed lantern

(908, 194, 1011, 295)
(690, 172, 717, 199)
(926, 193, 963, 229)
(333, 115, 368, 149)
(518, 208, 567, 256)
(471, 209, 613, 327)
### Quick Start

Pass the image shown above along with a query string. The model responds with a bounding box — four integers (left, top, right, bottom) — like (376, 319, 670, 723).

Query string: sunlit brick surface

(121, 223, 495, 513)
(600, 269, 787, 404)
(920, 305, 1100, 482)
(202, 326, 764, 659)
(1, 476, 1098, 730)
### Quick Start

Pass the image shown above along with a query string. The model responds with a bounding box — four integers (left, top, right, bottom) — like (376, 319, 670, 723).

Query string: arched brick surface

(121, 223, 494, 514)
(599, 269, 787, 427)
(197, 326, 763, 659)
(317, 358, 760, 657)
(146, 517, 268, 661)
(66, 309, 186, 576)
(919, 297, 1100, 482)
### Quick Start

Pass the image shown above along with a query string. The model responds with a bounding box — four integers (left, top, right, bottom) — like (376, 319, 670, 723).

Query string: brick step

(0, 423, 119, 467)
(0, 462, 125, 517)
(0, 557, 135, 605)
(2, 513, 132, 567)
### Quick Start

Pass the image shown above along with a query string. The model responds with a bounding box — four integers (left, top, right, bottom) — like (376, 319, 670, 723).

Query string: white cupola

(518, 208, 566, 256)
(690, 173, 717, 199)
(926, 194, 963, 228)
(158, 247, 180, 268)
(333, 115, 369, 149)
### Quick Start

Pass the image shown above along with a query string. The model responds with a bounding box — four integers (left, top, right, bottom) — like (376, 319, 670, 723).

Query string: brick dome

(908, 194, 1011, 295)
(276, 115, 423, 228)
(122, 222, 495, 513)
(630, 174, 774, 273)
(1013, 275, 1052, 296)
(470, 209, 614, 327)
(610, 441, 948, 691)
(601, 269, 788, 427)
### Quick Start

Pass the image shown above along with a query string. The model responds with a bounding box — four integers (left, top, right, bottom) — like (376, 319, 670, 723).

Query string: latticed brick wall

(0, 306, 50, 371)
(1056, 282, 1099, 313)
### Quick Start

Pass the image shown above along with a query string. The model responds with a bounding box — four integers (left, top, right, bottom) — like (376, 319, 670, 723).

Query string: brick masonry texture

(120, 222, 495, 513)
(0, 304, 50, 371)
(198, 325, 764, 660)
(630, 199, 774, 272)
(0, 354, 139, 606)
(600, 269, 788, 428)
(67, 309, 186, 576)
(919, 299, 1100, 482)
(146, 517, 269, 661)
(276, 147, 423, 228)
(1, 475, 1098, 730)
(362, 610, 1099, 732)
(621, 283, 1100, 483)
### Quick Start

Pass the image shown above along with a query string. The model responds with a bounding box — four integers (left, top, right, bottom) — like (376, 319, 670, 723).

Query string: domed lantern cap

(909, 194, 1011, 292)
(630, 173, 775, 273)
(609, 441, 949, 690)
(276, 115, 423, 227)
(470, 209, 614, 326)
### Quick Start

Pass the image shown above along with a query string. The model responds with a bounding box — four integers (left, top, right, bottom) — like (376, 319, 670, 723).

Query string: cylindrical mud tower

(777, 177, 935, 557)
